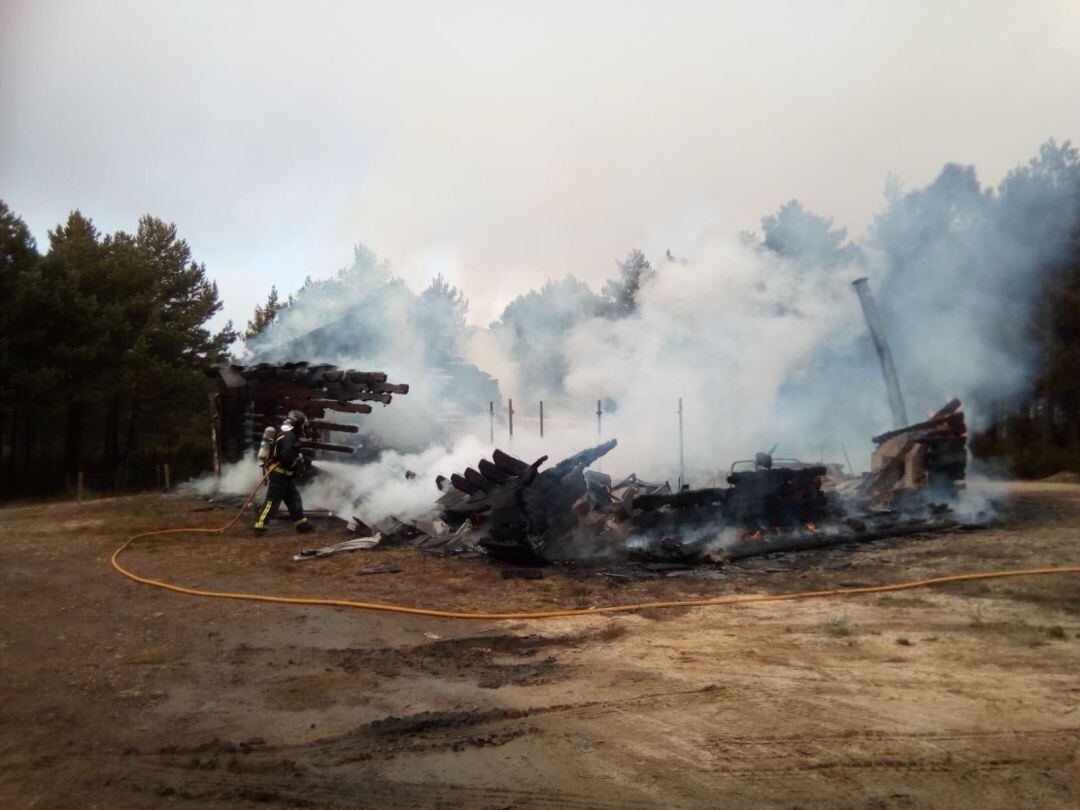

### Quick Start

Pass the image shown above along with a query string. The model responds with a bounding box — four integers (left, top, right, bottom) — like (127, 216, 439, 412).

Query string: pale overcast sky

(2, 0, 1079, 329)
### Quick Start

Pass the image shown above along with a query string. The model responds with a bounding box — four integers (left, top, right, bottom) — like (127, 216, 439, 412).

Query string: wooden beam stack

(206, 362, 409, 464)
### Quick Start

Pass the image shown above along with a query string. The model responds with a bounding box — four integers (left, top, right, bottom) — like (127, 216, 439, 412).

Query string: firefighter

(253, 410, 314, 534)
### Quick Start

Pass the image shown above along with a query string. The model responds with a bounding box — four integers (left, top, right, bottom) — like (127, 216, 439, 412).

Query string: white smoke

(189, 434, 493, 525)
(187, 459, 263, 498)
(230, 140, 1078, 490)
(301, 435, 492, 523)
(559, 236, 871, 476)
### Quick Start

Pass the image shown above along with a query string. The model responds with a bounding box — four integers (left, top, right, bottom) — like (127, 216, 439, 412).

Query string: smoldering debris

(351, 402, 988, 573)
(436, 439, 619, 566)
(197, 364, 987, 574)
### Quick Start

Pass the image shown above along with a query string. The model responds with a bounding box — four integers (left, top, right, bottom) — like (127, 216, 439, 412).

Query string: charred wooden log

(298, 441, 355, 454)
(311, 400, 375, 414)
(633, 487, 727, 512)
(722, 516, 962, 561)
(309, 421, 360, 434)
(344, 370, 388, 384)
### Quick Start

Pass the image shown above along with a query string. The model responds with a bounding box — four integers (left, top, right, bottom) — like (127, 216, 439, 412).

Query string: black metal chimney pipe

(852, 277, 909, 428)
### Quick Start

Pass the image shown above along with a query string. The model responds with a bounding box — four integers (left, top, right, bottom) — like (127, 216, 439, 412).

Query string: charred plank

(309, 421, 360, 434)
(492, 449, 530, 475)
(633, 487, 728, 512)
(872, 405, 965, 444)
(299, 441, 355, 454)
(311, 400, 374, 414)
(345, 370, 388, 384)
(478, 458, 512, 484)
(450, 473, 479, 495)
(464, 467, 495, 492)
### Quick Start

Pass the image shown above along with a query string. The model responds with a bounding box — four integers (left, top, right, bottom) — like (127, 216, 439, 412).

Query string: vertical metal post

(596, 399, 602, 437)
(677, 397, 685, 490)
(539, 401, 544, 438)
(164, 464, 171, 492)
(77, 470, 84, 504)
(508, 399, 514, 439)
(489, 401, 494, 444)
(210, 425, 221, 476)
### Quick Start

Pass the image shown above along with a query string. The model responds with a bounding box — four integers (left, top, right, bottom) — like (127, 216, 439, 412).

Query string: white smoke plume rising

(188, 458, 263, 499)
(228, 140, 1078, 501)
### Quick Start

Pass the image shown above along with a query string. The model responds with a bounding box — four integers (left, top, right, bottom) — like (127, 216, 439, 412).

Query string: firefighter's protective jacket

(269, 424, 304, 475)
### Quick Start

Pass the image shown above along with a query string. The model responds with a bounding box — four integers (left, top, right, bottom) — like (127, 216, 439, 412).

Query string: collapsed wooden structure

(436, 440, 619, 565)
(860, 398, 967, 506)
(429, 442, 834, 565)
(420, 400, 970, 567)
(206, 362, 409, 469)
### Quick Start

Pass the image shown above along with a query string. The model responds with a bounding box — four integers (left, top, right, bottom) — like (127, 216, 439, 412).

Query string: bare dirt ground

(2, 482, 1078, 809)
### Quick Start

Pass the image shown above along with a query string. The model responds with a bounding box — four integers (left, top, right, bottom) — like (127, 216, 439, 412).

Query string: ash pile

(362, 398, 984, 572)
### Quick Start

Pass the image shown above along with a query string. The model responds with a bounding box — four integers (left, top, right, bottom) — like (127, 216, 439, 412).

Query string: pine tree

(0, 200, 40, 383)
(761, 200, 860, 267)
(33, 212, 108, 474)
(0, 201, 41, 474)
(601, 249, 655, 318)
(413, 273, 468, 359)
(245, 285, 285, 340)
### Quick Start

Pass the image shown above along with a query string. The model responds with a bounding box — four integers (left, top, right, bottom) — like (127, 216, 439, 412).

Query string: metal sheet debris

(293, 535, 382, 560)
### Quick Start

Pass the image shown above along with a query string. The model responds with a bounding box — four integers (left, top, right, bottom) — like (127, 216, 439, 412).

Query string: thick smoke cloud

(246, 245, 494, 452)
(871, 143, 1080, 415)
(236, 140, 1078, 520)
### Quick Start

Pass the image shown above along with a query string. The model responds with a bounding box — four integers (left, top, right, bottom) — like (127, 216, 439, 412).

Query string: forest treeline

(0, 204, 235, 495)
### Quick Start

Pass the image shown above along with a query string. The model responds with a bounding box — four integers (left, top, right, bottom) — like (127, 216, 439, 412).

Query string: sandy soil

(1, 482, 1078, 808)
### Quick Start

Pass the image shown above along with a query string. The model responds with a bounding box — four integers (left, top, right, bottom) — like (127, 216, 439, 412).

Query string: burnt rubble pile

(355, 399, 982, 571)
(206, 362, 409, 469)
(436, 439, 621, 565)
(858, 397, 967, 508)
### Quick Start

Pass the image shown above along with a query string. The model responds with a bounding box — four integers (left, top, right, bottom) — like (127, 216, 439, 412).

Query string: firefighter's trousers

(253, 470, 310, 531)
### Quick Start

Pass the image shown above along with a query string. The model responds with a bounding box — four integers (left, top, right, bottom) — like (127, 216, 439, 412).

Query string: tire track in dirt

(113, 760, 661, 809)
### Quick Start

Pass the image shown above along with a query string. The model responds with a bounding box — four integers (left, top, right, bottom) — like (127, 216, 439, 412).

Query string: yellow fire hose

(110, 472, 1080, 620)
